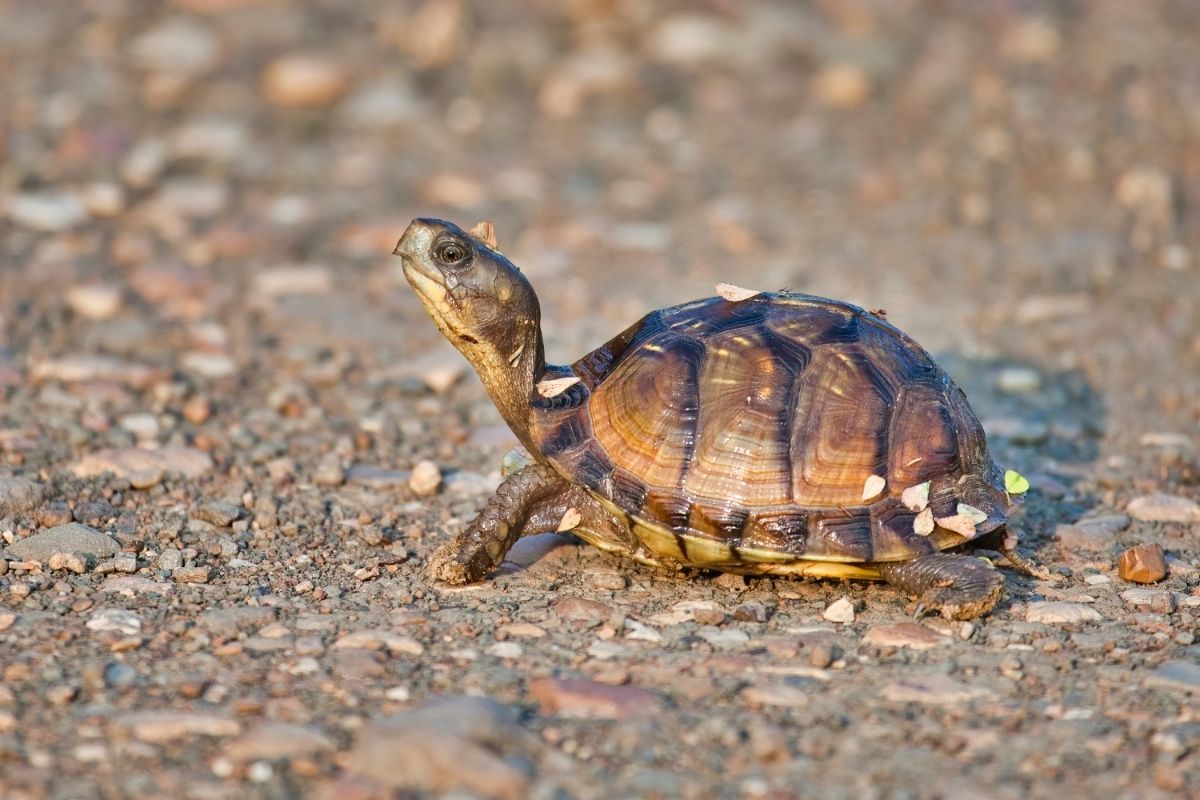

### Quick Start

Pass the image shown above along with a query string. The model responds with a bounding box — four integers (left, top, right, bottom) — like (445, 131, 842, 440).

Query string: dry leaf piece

(862, 474, 886, 501)
(715, 283, 761, 302)
(957, 503, 989, 525)
(468, 220, 497, 249)
(901, 481, 931, 512)
(536, 376, 581, 398)
(913, 507, 935, 536)
(557, 508, 582, 532)
(936, 514, 977, 537)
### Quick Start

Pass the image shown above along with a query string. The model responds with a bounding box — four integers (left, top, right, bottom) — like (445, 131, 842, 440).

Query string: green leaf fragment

(1004, 469, 1030, 495)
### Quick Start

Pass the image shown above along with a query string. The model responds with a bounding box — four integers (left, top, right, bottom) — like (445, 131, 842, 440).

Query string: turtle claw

(912, 603, 928, 620)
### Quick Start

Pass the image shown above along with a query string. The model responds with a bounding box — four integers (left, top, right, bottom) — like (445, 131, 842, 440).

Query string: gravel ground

(2, 2, 1199, 798)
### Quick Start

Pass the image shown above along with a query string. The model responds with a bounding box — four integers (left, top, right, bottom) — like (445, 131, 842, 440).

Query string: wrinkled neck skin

(458, 319, 547, 459)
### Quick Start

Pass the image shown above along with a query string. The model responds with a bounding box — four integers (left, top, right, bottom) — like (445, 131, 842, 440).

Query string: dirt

(1, 1, 1198, 798)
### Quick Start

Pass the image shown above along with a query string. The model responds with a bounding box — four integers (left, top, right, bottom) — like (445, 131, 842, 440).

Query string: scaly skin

(877, 553, 1005, 620)
(428, 463, 568, 584)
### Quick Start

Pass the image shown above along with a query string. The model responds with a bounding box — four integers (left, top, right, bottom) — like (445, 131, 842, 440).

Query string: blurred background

(2, 0, 1198, 485)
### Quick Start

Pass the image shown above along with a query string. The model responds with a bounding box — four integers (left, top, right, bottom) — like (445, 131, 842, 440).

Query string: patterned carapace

(530, 292, 1010, 566)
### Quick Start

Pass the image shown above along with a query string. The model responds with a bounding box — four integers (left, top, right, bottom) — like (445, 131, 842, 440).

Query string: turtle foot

(879, 553, 1004, 620)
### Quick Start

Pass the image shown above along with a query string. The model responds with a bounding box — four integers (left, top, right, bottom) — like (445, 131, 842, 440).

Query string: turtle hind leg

(428, 463, 569, 585)
(877, 553, 1004, 620)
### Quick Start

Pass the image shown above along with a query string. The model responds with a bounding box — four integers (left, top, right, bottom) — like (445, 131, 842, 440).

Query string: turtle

(394, 218, 1040, 619)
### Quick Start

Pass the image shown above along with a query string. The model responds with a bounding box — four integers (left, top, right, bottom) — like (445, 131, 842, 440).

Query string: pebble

(65, 284, 123, 320)
(181, 395, 212, 425)
(47, 552, 88, 574)
(82, 182, 126, 217)
(712, 572, 746, 591)
(101, 576, 174, 596)
(4, 524, 119, 562)
(497, 622, 546, 639)
(1120, 588, 1176, 614)
(194, 501, 242, 527)
(552, 597, 613, 625)
(181, 351, 237, 378)
(741, 684, 810, 708)
(486, 642, 523, 659)
(697, 626, 749, 648)
(822, 597, 856, 624)
(104, 662, 138, 689)
(1126, 493, 1200, 523)
(408, 459, 442, 496)
(996, 366, 1042, 394)
(808, 642, 835, 669)
(262, 55, 349, 108)
(0, 611, 15, 632)
(130, 17, 220, 74)
(1014, 293, 1091, 324)
(1144, 661, 1200, 693)
(881, 674, 994, 705)
(6, 191, 88, 231)
(1025, 601, 1103, 625)
(172, 567, 210, 584)
(115, 711, 240, 743)
(862, 623, 951, 650)
(812, 63, 871, 109)
(223, 722, 335, 762)
(344, 697, 533, 799)
(86, 609, 144, 636)
(71, 447, 214, 481)
(334, 630, 425, 655)
(529, 678, 662, 719)
(0, 477, 44, 517)
(313, 454, 345, 486)
(1055, 514, 1130, 552)
(1118, 543, 1168, 583)
(31, 355, 163, 389)
(588, 569, 627, 591)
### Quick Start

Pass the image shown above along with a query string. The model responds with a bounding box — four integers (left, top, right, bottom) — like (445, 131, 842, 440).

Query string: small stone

(812, 63, 871, 108)
(0, 477, 44, 517)
(251, 266, 333, 299)
(1144, 661, 1200, 693)
(0, 611, 15, 632)
(181, 395, 212, 425)
(313, 455, 345, 487)
(46, 685, 78, 706)
(5, 524, 119, 562)
(344, 697, 533, 799)
(996, 366, 1042, 394)
(82, 182, 126, 217)
(115, 711, 239, 743)
(119, 413, 159, 440)
(86, 609, 144, 636)
(1118, 543, 1168, 584)
(6, 191, 87, 231)
(334, 630, 425, 655)
(496, 623, 546, 639)
(1126, 493, 1200, 523)
(48, 552, 88, 574)
(1025, 601, 1102, 625)
(733, 601, 771, 623)
(486, 642, 523, 659)
(71, 447, 213, 480)
(862, 623, 950, 650)
(741, 684, 810, 708)
(172, 566, 210, 584)
(1120, 588, 1176, 614)
(529, 678, 662, 719)
(262, 55, 349, 108)
(66, 284, 123, 320)
(588, 569, 626, 591)
(712, 572, 746, 591)
(1002, 17, 1061, 63)
(408, 460, 442, 496)
(194, 501, 241, 527)
(130, 17, 219, 74)
(181, 351, 237, 378)
(808, 642, 836, 669)
(104, 662, 138, 689)
(1056, 514, 1130, 552)
(882, 674, 994, 705)
(822, 596, 856, 624)
(31, 355, 163, 389)
(697, 626, 749, 648)
(224, 722, 335, 762)
(553, 597, 613, 625)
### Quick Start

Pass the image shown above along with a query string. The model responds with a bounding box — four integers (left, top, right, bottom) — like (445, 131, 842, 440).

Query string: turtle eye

(435, 239, 470, 267)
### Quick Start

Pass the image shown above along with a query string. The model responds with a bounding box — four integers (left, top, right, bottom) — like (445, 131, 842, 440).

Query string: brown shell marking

(530, 293, 1008, 565)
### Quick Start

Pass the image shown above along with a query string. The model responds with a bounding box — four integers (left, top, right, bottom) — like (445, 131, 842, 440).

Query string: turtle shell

(529, 292, 1011, 569)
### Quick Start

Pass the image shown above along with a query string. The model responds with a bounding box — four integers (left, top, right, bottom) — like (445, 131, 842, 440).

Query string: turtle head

(394, 218, 545, 449)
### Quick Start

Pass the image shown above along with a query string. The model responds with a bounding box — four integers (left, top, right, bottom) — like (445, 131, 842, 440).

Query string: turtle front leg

(428, 463, 573, 584)
(877, 553, 1004, 620)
